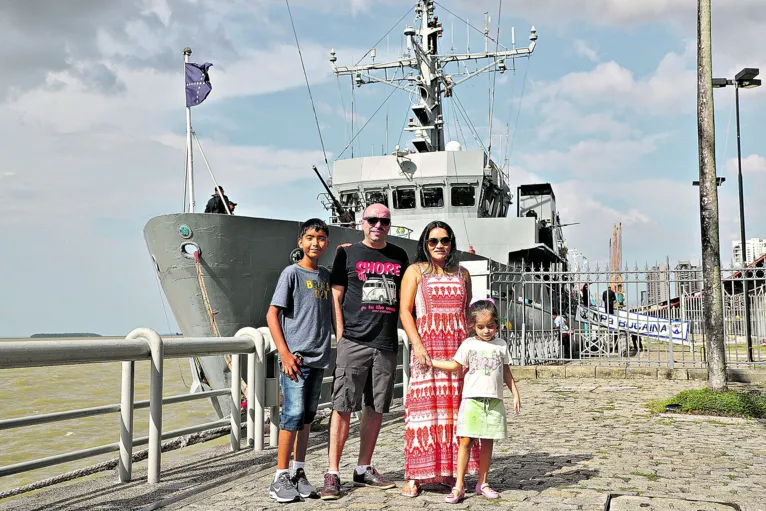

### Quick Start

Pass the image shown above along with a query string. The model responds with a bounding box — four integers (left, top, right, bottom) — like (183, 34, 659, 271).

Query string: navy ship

(144, 0, 567, 417)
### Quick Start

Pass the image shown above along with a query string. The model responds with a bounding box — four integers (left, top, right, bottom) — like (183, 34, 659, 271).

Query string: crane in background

(609, 223, 625, 307)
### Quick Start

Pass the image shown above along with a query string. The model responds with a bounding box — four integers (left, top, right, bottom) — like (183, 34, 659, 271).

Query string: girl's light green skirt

(456, 397, 507, 440)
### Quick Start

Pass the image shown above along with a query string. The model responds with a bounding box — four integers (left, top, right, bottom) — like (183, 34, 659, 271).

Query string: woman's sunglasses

(427, 237, 452, 247)
(363, 216, 391, 226)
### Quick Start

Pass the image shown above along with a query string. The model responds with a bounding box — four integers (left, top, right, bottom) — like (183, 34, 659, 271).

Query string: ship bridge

(326, 147, 564, 265)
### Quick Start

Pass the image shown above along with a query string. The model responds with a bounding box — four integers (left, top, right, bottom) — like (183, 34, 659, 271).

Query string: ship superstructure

(320, 0, 565, 265)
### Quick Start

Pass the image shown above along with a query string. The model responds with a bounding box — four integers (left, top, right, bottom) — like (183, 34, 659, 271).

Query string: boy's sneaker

(291, 468, 316, 498)
(269, 472, 301, 503)
(319, 473, 341, 500)
(352, 467, 396, 489)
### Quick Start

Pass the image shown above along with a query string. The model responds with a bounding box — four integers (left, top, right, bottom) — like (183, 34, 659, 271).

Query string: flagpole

(184, 47, 195, 213)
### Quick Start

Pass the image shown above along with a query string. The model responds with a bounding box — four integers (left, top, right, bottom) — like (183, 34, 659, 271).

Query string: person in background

(204, 186, 234, 214)
(552, 312, 571, 359)
(602, 286, 618, 352)
(602, 286, 616, 315)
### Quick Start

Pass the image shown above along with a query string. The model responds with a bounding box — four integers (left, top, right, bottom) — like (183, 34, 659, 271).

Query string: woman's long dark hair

(415, 220, 459, 273)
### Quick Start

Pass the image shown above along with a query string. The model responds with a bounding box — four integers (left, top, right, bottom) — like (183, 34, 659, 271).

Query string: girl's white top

(453, 336, 510, 399)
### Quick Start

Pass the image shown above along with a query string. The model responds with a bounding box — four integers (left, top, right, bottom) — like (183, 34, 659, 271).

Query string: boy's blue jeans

(279, 365, 324, 432)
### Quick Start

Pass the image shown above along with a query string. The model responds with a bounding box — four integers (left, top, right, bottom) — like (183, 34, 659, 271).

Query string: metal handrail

(0, 327, 411, 489)
(0, 327, 275, 485)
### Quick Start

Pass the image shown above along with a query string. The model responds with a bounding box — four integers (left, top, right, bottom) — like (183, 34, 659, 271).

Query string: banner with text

(576, 306, 690, 343)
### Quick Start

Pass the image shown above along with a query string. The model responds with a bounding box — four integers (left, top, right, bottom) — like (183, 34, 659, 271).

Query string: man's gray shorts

(332, 338, 397, 414)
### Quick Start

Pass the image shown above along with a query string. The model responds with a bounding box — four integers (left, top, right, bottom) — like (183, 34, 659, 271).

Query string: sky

(2, 0, 766, 337)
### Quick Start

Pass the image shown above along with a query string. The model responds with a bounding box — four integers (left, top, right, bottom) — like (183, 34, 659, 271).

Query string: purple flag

(185, 62, 213, 107)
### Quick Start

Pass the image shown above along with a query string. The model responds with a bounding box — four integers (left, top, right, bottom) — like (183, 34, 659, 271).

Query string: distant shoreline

(30, 333, 102, 338)
(1, 333, 182, 341)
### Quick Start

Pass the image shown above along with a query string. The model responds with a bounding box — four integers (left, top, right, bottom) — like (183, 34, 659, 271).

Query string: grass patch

(649, 388, 766, 419)
(631, 471, 659, 482)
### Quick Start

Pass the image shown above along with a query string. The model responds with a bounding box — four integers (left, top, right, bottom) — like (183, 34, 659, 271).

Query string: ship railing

(327, 215, 414, 239)
(0, 327, 412, 489)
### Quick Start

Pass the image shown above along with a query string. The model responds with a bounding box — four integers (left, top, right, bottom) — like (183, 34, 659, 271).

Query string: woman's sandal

(445, 487, 466, 504)
(401, 480, 421, 498)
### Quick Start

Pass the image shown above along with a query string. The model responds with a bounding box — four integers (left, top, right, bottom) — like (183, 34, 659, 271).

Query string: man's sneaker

(319, 473, 341, 500)
(269, 471, 300, 503)
(352, 467, 396, 489)
(291, 468, 316, 499)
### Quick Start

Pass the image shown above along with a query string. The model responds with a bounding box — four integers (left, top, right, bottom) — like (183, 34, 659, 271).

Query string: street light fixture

(712, 67, 761, 363)
(692, 177, 726, 186)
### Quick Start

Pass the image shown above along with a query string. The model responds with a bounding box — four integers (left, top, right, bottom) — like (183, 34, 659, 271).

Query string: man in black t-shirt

(319, 203, 409, 500)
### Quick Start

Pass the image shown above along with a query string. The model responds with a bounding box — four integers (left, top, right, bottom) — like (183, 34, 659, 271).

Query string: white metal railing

(0, 328, 413, 489)
(0, 327, 275, 485)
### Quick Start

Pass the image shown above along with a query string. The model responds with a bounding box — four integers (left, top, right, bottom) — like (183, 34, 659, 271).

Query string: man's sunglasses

(363, 217, 391, 227)
(427, 237, 452, 247)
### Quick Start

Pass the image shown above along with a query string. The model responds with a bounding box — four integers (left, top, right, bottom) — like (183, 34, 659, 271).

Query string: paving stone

(596, 367, 627, 378)
(3, 378, 766, 510)
(565, 366, 597, 378)
(608, 495, 738, 510)
(537, 366, 566, 378)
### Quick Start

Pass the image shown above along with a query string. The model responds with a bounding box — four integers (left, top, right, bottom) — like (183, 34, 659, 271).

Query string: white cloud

(726, 154, 766, 175)
(529, 42, 696, 117)
(534, 99, 635, 141)
(573, 40, 599, 62)
(521, 134, 667, 177)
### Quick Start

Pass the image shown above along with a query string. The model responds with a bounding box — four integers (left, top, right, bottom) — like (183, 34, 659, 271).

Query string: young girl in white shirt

(432, 299, 521, 504)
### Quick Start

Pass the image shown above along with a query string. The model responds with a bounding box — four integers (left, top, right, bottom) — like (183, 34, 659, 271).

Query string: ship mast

(330, 0, 537, 154)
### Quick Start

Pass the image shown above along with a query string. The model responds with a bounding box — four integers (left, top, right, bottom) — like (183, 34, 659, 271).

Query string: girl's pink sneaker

(475, 482, 500, 499)
(445, 487, 465, 504)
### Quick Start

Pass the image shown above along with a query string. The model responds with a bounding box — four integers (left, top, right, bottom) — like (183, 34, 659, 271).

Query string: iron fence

(490, 261, 766, 368)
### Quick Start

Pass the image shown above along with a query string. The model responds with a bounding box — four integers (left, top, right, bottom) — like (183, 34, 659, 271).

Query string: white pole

(193, 133, 231, 215)
(230, 352, 241, 451)
(118, 361, 134, 483)
(184, 47, 195, 213)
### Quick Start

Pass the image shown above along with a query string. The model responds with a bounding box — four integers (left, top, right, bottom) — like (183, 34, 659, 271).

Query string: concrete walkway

(3, 378, 765, 511)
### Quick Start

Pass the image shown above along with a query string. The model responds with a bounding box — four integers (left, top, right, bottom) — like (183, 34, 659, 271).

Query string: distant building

(646, 264, 670, 305)
(733, 238, 766, 267)
(674, 261, 702, 297)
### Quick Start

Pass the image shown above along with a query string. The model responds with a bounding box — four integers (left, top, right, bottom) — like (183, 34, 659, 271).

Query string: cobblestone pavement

(173, 378, 766, 511)
(3, 378, 765, 511)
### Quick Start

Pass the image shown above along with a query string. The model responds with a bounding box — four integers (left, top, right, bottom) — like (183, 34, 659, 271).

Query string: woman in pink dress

(399, 221, 480, 497)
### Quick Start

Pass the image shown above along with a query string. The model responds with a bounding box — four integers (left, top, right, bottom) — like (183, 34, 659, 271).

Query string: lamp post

(713, 67, 761, 363)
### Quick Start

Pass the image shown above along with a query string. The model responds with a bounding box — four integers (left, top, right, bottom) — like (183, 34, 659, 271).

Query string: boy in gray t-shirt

(266, 218, 333, 503)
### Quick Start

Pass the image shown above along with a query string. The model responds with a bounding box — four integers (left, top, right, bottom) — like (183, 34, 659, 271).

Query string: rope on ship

(194, 251, 221, 338)
(193, 251, 247, 397)
(0, 425, 237, 500)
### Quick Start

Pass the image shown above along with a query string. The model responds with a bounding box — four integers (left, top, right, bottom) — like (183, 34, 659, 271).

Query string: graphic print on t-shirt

(361, 275, 397, 305)
(355, 260, 402, 308)
(306, 279, 330, 300)
(330, 242, 409, 352)
(468, 349, 504, 377)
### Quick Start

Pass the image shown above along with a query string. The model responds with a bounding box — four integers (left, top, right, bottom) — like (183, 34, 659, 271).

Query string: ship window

(364, 190, 388, 207)
(420, 187, 444, 208)
(451, 185, 476, 207)
(393, 188, 416, 209)
(340, 191, 360, 209)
